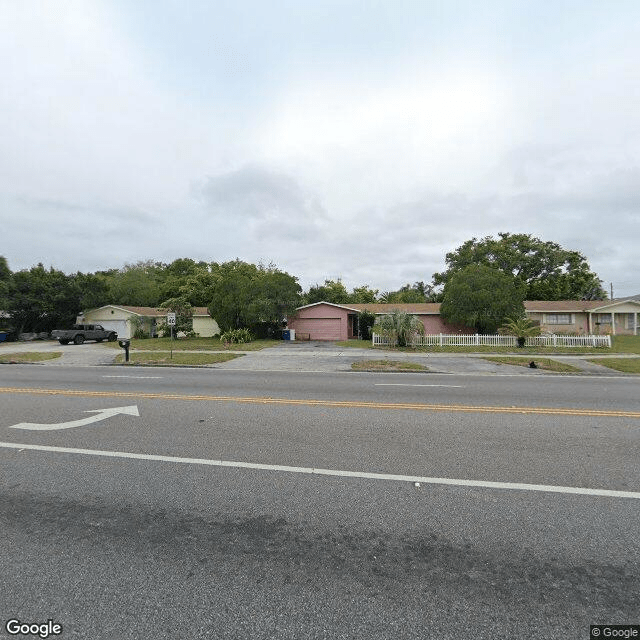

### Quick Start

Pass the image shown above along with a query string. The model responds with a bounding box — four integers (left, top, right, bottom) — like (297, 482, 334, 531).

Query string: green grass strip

(0, 352, 62, 363)
(482, 357, 582, 373)
(586, 358, 640, 373)
(114, 352, 242, 366)
(351, 360, 427, 372)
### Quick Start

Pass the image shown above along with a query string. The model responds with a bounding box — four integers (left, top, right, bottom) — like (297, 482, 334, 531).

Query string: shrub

(220, 328, 253, 344)
(373, 310, 424, 347)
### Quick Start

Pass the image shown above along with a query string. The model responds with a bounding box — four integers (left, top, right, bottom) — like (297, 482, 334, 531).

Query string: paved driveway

(0, 340, 119, 366)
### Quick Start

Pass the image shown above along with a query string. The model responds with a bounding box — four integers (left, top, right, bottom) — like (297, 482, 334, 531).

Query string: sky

(1, 1, 639, 296)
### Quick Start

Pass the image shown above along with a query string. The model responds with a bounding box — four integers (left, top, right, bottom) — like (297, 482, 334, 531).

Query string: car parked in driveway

(51, 324, 118, 345)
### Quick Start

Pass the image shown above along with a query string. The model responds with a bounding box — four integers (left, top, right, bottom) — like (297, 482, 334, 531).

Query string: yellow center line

(1, 386, 639, 418)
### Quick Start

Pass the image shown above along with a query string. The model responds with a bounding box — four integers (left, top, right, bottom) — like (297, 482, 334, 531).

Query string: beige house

(525, 300, 640, 336)
(77, 305, 220, 339)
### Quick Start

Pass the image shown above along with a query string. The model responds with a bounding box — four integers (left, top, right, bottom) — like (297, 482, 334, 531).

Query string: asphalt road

(1, 365, 639, 639)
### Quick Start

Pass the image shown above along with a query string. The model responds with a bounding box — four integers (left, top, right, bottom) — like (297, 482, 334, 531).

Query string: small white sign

(167, 312, 176, 326)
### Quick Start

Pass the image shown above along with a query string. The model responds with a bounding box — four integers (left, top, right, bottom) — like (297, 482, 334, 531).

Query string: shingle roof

(347, 303, 442, 314)
(86, 305, 211, 316)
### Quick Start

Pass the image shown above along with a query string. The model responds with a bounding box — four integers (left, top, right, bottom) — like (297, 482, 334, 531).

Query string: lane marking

(1, 441, 638, 500)
(375, 383, 464, 388)
(9, 405, 139, 431)
(1, 386, 640, 418)
(103, 376, 164, 379)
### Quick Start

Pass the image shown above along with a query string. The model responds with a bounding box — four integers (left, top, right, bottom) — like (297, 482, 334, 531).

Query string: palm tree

(374, 309, 424, 347)
(498, 316, 540, 347)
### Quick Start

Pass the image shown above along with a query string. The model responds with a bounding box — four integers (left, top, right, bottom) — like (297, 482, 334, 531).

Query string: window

(546, 313, 573, 325)
(625, 314, 637, 330)
(594, 313, 612, 324)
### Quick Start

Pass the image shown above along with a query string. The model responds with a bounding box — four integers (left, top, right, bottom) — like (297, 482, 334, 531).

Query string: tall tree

(304, 279, 351, 305)
(433, 233, 606, 300)
(439, 264, 526, 333)
(207, 260, 301, 333)
(106, 260, 164, 307)
(5, 264, 82, 333)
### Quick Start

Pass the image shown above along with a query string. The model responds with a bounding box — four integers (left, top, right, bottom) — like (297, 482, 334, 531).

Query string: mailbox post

(118, 339, 131, 362)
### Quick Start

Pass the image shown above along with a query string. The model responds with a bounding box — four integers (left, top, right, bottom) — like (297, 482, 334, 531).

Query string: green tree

(440, 264, 526, 334)
(74, 272, 110, 310)
(349, 285, 379, 304)
(5, 264, 82, 333)
(159, 296, 194, 336)
(0, 256, 11, 309)
(207, 260, 301, 333)
(106, 260, 164, 306)
(373, 309, 425, 347)
(304, 279, 351, 305)
(379, 281, 436, 303)
(433, 233, 606, 300)
(357, 310, 376, 340)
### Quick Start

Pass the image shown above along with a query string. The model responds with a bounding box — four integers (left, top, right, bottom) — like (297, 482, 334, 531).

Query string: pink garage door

(294, 318, 341, 340)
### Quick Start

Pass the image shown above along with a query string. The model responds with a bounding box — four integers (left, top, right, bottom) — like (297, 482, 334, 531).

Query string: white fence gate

(372, 333, 611, 348)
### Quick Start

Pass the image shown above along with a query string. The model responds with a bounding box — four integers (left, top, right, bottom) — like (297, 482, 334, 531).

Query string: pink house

(287, 302, 472, 341)
(287, 299, 640, 341)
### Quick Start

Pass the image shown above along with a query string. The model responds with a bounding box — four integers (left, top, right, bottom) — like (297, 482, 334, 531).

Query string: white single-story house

(286, 299, 640, 341)
(77, 305, 220, 339)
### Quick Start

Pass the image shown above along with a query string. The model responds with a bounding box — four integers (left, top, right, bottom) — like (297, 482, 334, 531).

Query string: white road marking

(103, 376, 164, 379)
(8, 405, 140, 431)
(375, 383, 464, 388)
(0, 441, 638, 500)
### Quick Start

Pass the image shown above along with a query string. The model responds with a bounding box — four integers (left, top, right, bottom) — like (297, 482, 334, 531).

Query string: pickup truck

(51, 324, 118, 345)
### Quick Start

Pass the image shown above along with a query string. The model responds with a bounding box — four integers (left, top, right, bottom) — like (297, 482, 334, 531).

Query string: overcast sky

(1, 1, 639, 296)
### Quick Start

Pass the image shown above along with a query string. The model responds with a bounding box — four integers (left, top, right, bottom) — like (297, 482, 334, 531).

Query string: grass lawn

(0, 352, 62, 363)
(481, 356, 582, 373)
(337, 335, 640, 355)
(114, 352, 243, 366)
(351, 359, 428, 372)
(586, 358, 640, 373)
(105, 337, 280, 352)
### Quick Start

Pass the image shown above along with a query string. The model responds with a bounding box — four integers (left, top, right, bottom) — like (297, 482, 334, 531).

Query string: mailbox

(118, 339, 131, 362)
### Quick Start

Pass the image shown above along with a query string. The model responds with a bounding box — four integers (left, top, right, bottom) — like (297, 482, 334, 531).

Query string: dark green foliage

(207, 260, 302, 332)
(440, 264, 526, 334)
(304, 279, 351, 305)
(379, 281, 436, 303)
(433, 233, 606, 301)
(159, 296, 193, 336)
(4, 263, 83, 333)
(357, 310, 376, 340)
(220, 328, 253, 344)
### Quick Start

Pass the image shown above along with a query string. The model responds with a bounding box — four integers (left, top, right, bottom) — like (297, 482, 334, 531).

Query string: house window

(594, 313, 612, 324)
(625, 314, 637, 329)
(546, 314, 573, 325)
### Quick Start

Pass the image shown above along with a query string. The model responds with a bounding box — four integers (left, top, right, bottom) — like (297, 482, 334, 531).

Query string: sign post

(167, 312, 176, 359)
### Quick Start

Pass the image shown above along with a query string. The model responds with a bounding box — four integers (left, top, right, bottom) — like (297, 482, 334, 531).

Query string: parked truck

(51, 324, 118, 345)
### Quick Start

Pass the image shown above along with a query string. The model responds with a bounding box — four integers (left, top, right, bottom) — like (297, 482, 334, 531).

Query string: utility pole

(610, 282, 614, 300)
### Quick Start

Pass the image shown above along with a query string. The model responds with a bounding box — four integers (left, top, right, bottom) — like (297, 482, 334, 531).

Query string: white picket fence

(372, 333, 611, 348)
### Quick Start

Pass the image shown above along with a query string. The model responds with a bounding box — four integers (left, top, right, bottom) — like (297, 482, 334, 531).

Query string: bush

(220, 328, 253, 344)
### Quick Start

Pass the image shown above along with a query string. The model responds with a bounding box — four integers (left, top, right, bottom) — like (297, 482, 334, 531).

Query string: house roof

(293, 301, 362, 313)
(524, 300, 640, 312)
(347, 303, 442, 314)
(83, 305, 211, 317)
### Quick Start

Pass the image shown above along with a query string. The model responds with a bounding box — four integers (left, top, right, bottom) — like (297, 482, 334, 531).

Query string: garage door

(293, 318, 341, 340)
(96, 320, 129, 339)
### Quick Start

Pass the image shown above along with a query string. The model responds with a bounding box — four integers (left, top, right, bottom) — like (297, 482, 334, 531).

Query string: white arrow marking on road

(9, 405, 140, 431)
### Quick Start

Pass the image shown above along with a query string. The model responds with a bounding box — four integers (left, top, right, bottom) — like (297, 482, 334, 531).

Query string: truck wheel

(95, 338, 103, 343)
(107, 333, 117, 342)
(59, 339, 70, 345)
(74, 335, 85, 345)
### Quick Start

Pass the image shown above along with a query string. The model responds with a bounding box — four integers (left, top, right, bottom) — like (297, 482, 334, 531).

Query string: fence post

(476, 334, 479, 345)
(553, 335, 557, 347)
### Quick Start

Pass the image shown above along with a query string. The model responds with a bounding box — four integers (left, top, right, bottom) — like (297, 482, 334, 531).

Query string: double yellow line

(2, 386, 640, 418)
